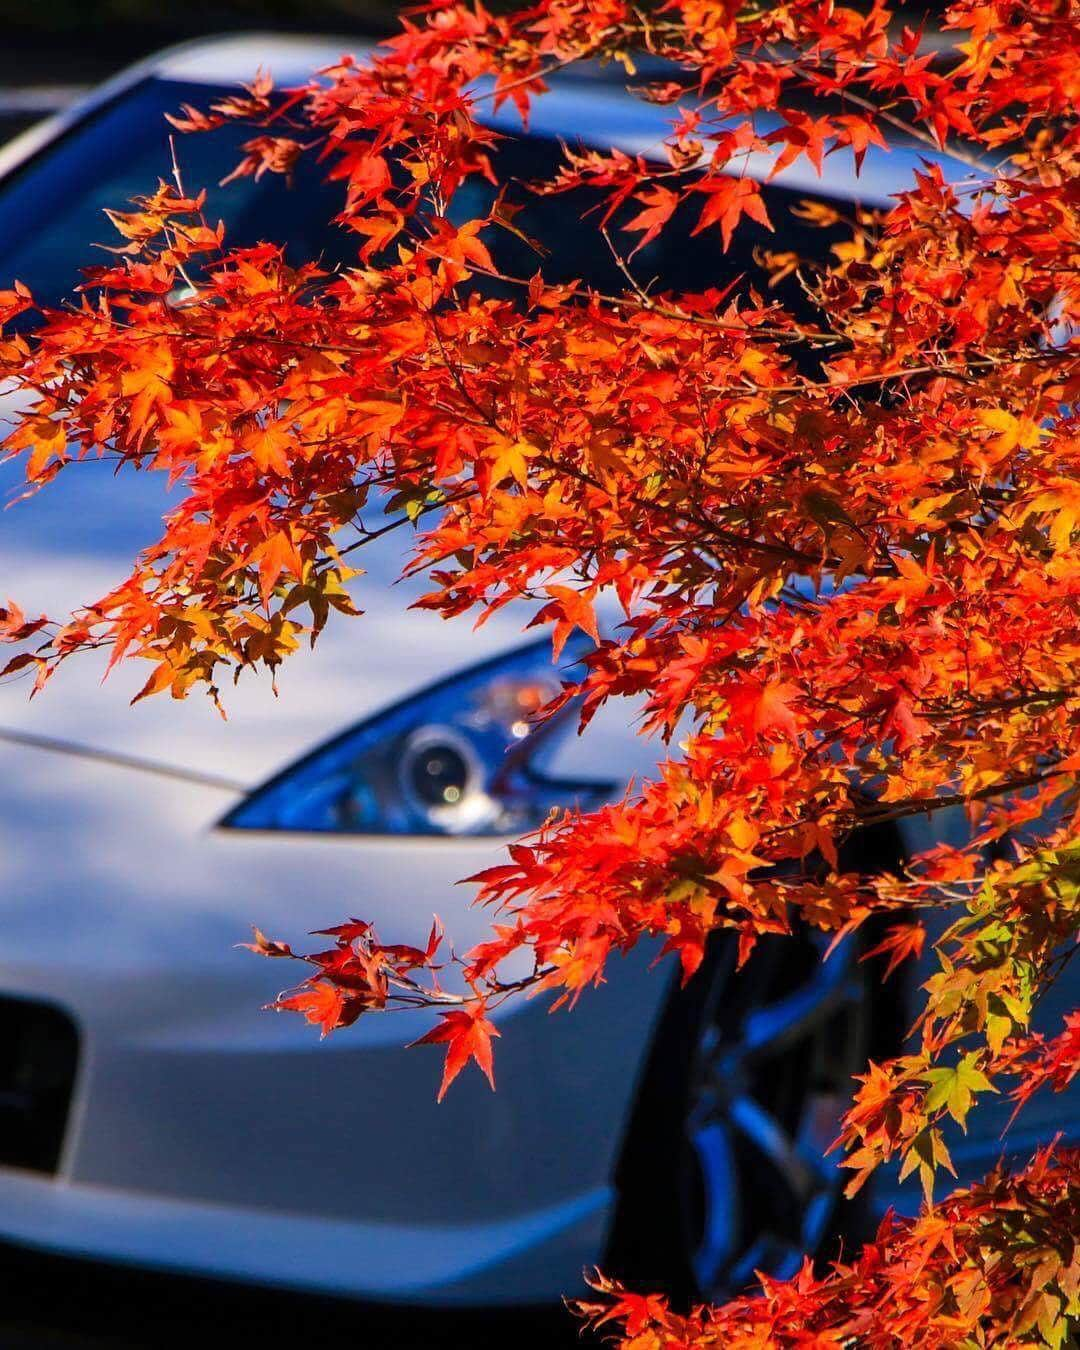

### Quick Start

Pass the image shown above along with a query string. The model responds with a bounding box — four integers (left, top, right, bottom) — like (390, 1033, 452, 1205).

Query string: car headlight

(220, 637, 615, 837)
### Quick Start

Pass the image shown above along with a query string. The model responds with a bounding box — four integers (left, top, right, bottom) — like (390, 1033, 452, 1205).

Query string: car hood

(0, 407, 534, 789)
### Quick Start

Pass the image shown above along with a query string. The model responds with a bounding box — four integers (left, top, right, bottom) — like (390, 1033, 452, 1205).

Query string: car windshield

(0, 75, 843, 316)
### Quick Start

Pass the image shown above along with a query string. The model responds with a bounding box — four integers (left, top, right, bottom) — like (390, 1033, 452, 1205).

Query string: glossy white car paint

(0, 33, 1039, 1305)
(0, 471, 662, 1301)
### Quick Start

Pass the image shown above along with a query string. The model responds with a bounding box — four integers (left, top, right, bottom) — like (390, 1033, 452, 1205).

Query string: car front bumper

(0, 745, 668, 1304)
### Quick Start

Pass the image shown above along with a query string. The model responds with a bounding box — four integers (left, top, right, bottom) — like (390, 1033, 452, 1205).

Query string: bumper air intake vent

(0, 995, 78, 1174)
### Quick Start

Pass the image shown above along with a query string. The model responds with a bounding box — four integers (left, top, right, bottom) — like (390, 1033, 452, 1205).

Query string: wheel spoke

(687, 1121, 740, 1295)
(727, 1093, 822, 1201)
(727, 1234, 804, 1291)
(740, 945, 860, 1061)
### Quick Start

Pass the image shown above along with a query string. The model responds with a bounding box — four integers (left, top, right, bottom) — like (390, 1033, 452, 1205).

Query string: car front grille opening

(0, 995, 79, 1174)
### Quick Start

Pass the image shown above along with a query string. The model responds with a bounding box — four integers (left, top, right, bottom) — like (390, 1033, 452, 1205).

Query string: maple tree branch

(852, 766, 1074, 829)
(333, 489, 474, 562)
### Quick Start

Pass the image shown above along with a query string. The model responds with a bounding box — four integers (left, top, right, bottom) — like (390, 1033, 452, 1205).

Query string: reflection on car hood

(0, 407, 527, 786)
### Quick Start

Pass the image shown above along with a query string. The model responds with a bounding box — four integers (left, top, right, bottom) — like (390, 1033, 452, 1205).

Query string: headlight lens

(220, 637, 615, 837)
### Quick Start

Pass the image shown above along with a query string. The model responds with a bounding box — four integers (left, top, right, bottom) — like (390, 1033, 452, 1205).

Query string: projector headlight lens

(220, 637, 614, 837)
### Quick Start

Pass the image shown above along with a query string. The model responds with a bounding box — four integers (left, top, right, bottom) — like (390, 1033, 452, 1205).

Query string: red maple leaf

(409, 1002, 500, 1102)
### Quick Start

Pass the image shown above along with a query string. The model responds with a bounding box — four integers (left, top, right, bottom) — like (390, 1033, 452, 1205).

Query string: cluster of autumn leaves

(2, 0, 1080, 1342)
(581, 1145, 1080, 1346)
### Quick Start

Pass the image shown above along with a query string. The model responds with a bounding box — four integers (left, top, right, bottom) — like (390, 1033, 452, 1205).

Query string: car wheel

(604, 821, 906, 1306)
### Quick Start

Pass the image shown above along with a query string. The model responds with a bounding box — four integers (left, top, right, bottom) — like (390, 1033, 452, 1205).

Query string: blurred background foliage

(0, 1, 943, 84)
(0, 0, 398, 30)
(0, 1, 398, 86)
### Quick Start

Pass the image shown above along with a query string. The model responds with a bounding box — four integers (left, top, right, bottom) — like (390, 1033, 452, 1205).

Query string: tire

(603, 820, 907, 1307)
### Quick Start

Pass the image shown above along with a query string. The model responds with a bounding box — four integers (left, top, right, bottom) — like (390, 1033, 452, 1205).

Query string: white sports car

(0, 31, 1073, 1315)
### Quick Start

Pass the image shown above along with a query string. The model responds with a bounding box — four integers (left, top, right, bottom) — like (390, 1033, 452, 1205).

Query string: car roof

(156, 32, 367, 86)
(0, 31, 972, 209)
